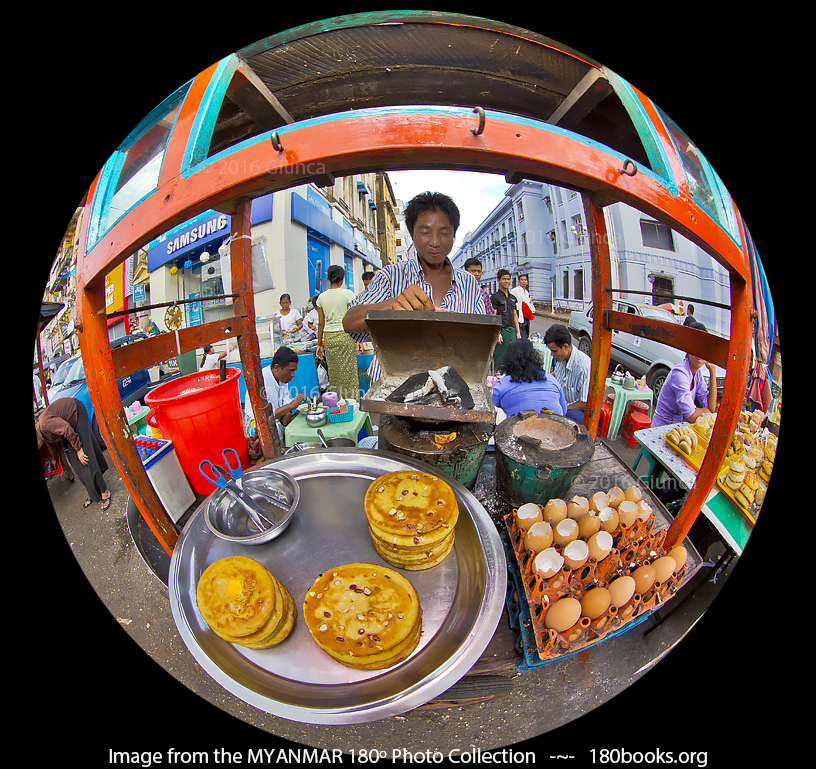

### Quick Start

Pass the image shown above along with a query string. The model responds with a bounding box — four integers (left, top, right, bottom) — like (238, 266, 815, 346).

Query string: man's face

(412, 209, 455, 268)
(466, 264, 483, 280)
(273, 362, 298, 383)
(688, 353, 707, 370)
(547, 342, 571, 363)
(519, 275, 529, 289)
(499, 273, 512, 291)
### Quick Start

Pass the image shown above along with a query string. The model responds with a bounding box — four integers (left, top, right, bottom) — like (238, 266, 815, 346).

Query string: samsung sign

(147, 211, 230, 271)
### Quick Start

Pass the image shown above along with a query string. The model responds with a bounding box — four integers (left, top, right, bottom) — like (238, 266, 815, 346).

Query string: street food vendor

(544, 324, 591, 424)
(244, 346, 307, 435)
(491, 339, 567, 417)
(652, 322, 718, 427)
(343, 191, 487, 383)
(36, 397, 112, 511)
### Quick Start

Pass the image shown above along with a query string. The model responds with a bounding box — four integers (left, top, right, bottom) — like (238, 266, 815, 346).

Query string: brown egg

(598, 507, 619, 534)
(667, 546, 687, 572)
(542, 498, 568, 525)
(606, 486, 625, 508)
(553, 517, 579, 546)
(514, 502, 543, 533)
(608, 575, 636, 607)
(567, 495, 590, 519)
(651, 555, 677, 585)
(563, 539, 589, 570)
(544, 596, 582, 632)
(624, 484, 642, 504)
(523, 521, 553, 553)
(618, 500, 638, 529)
(636, 500, 653, 522)
(534, 547, 564, 579)
(589, 491, 609, 513)
(577, 512, 602, 539)
(632, 564, 656, 595)
(580, 587, 612, 619)
(587, 530, 614, 561)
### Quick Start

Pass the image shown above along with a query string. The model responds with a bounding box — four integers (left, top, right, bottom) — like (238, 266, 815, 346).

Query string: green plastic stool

(633, 447, 663, 485)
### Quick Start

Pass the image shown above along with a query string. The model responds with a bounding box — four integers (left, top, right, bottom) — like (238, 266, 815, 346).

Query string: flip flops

(101, 492, 112, 511)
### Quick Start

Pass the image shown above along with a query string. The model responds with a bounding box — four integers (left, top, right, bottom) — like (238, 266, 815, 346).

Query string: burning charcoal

(386, 366, 474, 410)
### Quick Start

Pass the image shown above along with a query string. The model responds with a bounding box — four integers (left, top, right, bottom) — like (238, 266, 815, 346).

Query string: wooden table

(634, 423, 752, 555)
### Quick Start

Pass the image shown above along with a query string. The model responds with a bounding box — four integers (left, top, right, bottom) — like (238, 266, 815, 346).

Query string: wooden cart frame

(71, 13, 755, 558)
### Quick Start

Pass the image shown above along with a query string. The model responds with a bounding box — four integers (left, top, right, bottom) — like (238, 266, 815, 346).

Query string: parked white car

(568, 301, 727, 400)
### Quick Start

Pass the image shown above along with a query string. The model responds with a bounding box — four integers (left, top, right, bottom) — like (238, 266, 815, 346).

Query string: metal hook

(471, 106, 485, 136)
(270, 132, 284, 152)
(619, 159, 637, 176)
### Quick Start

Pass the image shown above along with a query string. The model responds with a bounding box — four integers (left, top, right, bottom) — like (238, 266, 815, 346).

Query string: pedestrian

(652, 321, 718, 428)
(491, 339, 567, 417)
(463, 257, 495, 314)
(683, 304, 696, 327)
(544, 323, 591, 424)
(199, 344, 226, 371)
(273, 293, 303, 345)
(344, 191, 487, 383)
(361, 271, 376, 291)
(316, 265, 359, 400)
(510, 273, 535, 339)
(490, 268, 521, 370)
(301, 296, 320, 342)
(36, 397, 111, 510)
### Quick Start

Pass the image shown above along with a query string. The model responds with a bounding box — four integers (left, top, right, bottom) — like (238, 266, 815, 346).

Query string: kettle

(623, 372, 636, 390)
(611, 365, 625, 386)
(305, 396, 327, 427)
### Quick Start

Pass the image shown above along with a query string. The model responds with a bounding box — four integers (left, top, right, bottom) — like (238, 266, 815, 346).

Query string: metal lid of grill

(360, 310, 501, 424)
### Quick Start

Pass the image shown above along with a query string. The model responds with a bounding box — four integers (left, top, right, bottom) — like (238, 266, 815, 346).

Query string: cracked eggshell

(587, 530, 614, 561)
(577, 511, 602, 539)
(606, 486, 625, 508)
(553, 517, 579, 546)
(598, 506, 619, 534)
(563, 539, 589, 570)
(514, 502, 542, 533)
(589, 491, 609, 513)
(618, 500, 638, 530)
(542, 498, 568, 525)
(636, 499, 653, 522)
(567, 495, 590, 519)
(523, 520, 553, 553)
(624, 484, 643, 504)
(534, 547, 564, 579)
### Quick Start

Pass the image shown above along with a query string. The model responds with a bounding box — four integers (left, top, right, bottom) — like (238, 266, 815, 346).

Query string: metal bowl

(205, 467, 299, 545)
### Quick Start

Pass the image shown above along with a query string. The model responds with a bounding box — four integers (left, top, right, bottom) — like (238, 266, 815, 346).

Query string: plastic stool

(622, 410, 651, 448)
(598, 402, 612, 438)
(627, 400, 650, 417)
(633, 447, 662, 485)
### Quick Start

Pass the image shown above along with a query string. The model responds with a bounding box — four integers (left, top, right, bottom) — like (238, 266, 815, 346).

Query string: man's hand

(77, 448, 89, 465)
(390, 285, 435, 311)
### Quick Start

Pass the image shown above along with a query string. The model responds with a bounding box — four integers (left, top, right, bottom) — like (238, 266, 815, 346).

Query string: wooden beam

(230, 199, 283, 459)
(548, 69, 612, 130)
(111, 317, 248, 380)
(605, 310, 730, 371)
(583, 193, 613, 439)
(77, 280, 178, 556)
(227, 57, 295, 129)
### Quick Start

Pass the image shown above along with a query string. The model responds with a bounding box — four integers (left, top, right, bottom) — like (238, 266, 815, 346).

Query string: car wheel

(648, 366, 670, 400)
(578, 335, 592, 356)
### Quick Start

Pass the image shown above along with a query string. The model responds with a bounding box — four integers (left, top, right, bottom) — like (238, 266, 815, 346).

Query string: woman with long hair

(316, 265, 359, 400)
(491, 338, 567, 417)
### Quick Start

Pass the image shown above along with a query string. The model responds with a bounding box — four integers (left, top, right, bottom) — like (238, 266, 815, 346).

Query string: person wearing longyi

(344, 191, 486, 384)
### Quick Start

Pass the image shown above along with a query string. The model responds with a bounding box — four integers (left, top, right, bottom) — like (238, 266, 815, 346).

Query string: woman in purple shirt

(652, 323, 719, 427)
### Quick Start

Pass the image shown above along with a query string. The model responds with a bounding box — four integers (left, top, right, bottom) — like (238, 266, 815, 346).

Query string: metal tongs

(199, 448, 282, 532)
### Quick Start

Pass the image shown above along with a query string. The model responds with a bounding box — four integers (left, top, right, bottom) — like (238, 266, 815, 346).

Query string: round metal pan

(169, 448, 506, 724)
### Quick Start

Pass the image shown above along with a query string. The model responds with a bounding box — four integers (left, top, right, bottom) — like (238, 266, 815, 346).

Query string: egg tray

(502, 512, 688, 663)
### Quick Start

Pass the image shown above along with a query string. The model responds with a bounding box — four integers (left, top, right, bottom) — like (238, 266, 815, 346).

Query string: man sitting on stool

(544, 323, 591, 424)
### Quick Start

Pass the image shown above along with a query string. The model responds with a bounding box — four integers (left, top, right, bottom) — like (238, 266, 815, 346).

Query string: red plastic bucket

(144, 368, 249, 495)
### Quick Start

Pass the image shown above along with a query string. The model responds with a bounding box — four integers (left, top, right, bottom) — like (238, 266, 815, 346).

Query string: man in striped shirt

(544, 323, 591, 424)
(344, 192, 487, 383)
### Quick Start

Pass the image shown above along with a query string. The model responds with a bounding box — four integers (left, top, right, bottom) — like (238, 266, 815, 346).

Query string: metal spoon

(316, 428, 329, 447)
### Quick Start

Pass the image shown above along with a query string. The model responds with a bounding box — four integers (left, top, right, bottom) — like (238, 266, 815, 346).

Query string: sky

(387, 169, 512, 251)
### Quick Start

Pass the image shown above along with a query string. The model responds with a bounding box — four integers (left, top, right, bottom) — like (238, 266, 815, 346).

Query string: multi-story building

(375, 172, 399, 267)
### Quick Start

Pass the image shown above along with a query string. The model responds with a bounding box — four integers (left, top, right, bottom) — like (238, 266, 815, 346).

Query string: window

(549, 230, 557, 254)
(651, 275, 675, 305)
(517, 200, 524, 220)
(571, 215, 585, 245)
(562, 271, 569, 299)
(88, 85, 189, 249)
(573, 269, 584, 301)
(640, 219, 675, 251)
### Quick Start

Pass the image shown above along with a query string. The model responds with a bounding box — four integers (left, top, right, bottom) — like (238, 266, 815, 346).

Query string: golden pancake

(237, 584, 297, 649)
(372, 531, 455, 570)
(364, 471, 458, 537)
(368, 505, 458, 550)
(213, 571, 286, 645)
(196, 556, 277, 637)
(303, 563, 421, 662)
(311, 616, 422, 669)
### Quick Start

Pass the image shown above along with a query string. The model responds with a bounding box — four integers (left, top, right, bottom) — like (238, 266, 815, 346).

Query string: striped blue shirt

(349, 256, 487, 382)
(552, 346, 591, 405)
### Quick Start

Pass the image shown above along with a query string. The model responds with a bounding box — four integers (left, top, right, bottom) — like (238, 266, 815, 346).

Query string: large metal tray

(169, 448, 507, 724)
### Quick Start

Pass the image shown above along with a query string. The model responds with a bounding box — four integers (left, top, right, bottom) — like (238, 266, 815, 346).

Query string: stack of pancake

(303, 563, 422, 670)
(196, 555, 296, 649)
(364, 470, 458, 570)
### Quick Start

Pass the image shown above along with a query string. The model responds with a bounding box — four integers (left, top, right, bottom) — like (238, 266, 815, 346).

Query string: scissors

(199, 449, 272, 530)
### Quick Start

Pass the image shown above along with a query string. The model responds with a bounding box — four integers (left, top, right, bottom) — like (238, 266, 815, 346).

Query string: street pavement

(34, 312, 763, 763)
